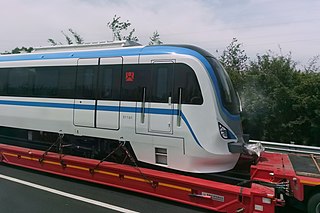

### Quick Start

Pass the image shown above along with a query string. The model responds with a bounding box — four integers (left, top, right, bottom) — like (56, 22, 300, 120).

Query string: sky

(1, 0, 319, 66)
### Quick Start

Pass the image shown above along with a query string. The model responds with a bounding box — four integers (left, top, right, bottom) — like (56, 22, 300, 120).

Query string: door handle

(141, 87, 146, 123)
(177, 88, 182, 127)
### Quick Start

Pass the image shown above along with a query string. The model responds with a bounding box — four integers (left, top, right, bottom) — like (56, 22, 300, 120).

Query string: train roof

(0, 41, 216, 63)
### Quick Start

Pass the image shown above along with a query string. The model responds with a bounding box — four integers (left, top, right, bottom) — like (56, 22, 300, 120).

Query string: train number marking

(123, 115, 133, 120)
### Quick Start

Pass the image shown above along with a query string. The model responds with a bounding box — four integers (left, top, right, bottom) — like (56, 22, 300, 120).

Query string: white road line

(0, 174, 139, 213)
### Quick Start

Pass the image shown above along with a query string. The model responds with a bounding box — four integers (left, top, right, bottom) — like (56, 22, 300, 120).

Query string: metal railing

(248, 140, 320, 155)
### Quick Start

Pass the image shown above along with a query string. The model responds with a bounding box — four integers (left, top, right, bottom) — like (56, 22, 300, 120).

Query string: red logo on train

(126, 71, 135, 82)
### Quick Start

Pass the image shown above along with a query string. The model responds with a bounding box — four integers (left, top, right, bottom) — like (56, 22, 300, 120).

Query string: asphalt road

(0, 163, 302, 213)
(0, 163, 211, 213)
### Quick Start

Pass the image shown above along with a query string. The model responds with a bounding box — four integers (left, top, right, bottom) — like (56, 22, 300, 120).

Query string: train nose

(228, 141, 245, 153)
(228, 137, 265, 158)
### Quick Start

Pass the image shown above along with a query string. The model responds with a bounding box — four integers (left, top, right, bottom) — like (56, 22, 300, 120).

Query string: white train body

(0, 42, 244, 173)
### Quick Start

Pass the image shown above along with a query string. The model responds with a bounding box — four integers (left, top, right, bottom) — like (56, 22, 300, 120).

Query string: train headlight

(218, 123, 229, 139)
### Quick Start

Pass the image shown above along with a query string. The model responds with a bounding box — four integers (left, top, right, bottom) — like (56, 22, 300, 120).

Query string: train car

(0, 41, 244, 173)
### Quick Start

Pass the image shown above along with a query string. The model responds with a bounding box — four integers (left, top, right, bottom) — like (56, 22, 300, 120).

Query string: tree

(149, 31, 163, 45)
(48, 28, 84, 45)
(241, 52, 299, 142)
(219, 38, 248, 93)
(47, 39, 59, 46)
(2, 46, 34, 54)
(68, 28, 84, 44)
(304, 55, 320, 73)
(219, 38, 320, 146)
(288, 72, 320, 145)
(219, 38, 249, 73)
(107, 15, 138, 42)
(232, 49, 320, 146)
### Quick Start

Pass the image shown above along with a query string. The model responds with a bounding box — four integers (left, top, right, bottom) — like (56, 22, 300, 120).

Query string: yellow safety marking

(3, 152, 17, 157)
(21, 155, 40, 162)
(43, 160, 62, 166)
(159, 182, 192, 192)
(300, 180, 320, 186)
(66, 164, 90, 171)
(95, 170, 119, 177)
(2, 152, 192, 192)
(124, 175, 150, 183)
(3, 152, 59, 166)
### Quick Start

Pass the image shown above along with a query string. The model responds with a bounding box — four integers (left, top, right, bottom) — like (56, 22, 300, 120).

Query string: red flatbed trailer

(1, 143, 320, 213)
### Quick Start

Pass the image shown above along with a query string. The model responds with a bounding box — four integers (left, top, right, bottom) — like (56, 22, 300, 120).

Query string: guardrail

(248, 140, 320, 155)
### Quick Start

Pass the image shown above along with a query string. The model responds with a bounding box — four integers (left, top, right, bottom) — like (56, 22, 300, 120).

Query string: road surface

(0, 163, 212, 213)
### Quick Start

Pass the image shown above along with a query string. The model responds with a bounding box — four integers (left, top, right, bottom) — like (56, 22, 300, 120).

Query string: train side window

(173, 64, 203, 105)
(98, 65, 121, 100)
(7, 67, 34, 96)
(121, 64, 152, 102)
(34, 67, 59, 97)
(151, 64, 173, 103)
(76, 65, 97, 99)
(0, 68, 8, 95)
(57, 66, 76, 98)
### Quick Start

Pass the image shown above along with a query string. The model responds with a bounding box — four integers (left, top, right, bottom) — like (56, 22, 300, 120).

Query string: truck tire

(308, 193, 320, 213)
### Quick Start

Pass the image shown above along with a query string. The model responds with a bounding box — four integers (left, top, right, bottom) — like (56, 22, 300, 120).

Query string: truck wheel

(308, 193, 320, 213)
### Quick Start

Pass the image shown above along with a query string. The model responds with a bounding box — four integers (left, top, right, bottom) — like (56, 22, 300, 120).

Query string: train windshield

(206, 57, 240, 115)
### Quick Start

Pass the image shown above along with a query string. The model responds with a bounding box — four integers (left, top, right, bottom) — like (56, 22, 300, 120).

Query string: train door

(136, 61, 174, 134)
(74, 58, 98, 127)
(148, 62, 174, 134)
(74, 58, 122, 130)
(96, 57, 122, 130)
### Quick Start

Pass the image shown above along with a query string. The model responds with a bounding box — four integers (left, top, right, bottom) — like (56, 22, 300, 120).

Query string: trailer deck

(289, 154, 320, 178)
(1, 143, 320, 212)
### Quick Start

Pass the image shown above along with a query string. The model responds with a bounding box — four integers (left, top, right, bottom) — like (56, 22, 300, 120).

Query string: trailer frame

(1, 143, 318, 213)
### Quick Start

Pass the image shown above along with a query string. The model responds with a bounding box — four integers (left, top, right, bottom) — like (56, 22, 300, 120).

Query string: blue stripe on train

(0, 99, 203, 148)
(0, 99, 74, 109)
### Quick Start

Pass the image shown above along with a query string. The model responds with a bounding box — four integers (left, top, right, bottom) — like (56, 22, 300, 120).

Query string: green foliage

(304, 55, 320, 73)
(47, 38, 58, 46)
(107, 15, 138, 42)
(149, 31, 163, 45)
(220, 38, 249, 72)
(2, 46, 34, 54)
(219, 38, 248, 92)
(68, 28, 84, 44)
(47, 28, 84, 46)
(242, 53, 298, 141)
(61, 30, 73, 45)
(221, 39, 320, 146)
(290, 72, 320, 145)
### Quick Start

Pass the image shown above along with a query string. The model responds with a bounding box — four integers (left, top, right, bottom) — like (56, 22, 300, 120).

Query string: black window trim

(0, 62, 203, 106)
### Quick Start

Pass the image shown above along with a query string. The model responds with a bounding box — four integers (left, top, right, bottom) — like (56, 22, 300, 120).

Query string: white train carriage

(0, 41, 244, 173)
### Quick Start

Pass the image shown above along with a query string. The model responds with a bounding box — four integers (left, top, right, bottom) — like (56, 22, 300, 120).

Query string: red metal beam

(251, 152, 304, 201)
(1, 143, 278, 213)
